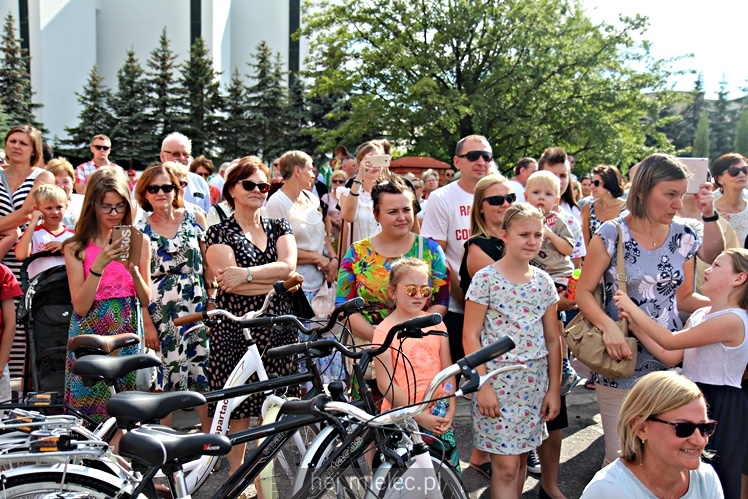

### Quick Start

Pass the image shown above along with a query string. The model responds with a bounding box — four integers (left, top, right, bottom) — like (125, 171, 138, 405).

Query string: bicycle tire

(373, 455, 467, 499)
(293, 422, 374, 499)
(0, 470, 152, 499)
(259, 418, 322, 498)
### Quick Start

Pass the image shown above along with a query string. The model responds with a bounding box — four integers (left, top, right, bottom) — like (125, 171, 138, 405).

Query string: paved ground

(178, 364, 604, 499)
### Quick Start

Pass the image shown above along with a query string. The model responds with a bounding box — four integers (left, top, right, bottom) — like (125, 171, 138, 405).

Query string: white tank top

(683, 307, 748, 388)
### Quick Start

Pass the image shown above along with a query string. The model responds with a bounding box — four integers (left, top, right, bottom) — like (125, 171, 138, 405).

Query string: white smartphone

(369, 155, 391, 168)
(678, 157, 710, 194)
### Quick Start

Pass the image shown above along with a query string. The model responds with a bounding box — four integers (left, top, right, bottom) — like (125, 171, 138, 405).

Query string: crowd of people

(0, 124, 746, 498)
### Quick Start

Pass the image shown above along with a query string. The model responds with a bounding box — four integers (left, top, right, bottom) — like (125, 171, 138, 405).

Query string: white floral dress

(465, 265, 559, 455)
(592, 217, 700, 390)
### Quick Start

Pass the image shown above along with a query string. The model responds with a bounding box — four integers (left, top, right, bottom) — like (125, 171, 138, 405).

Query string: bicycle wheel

(293, 422, 374, 499)
(259, 419, 324, 498)
(374, 455, 467, 499)
(0, 470, 151, 499)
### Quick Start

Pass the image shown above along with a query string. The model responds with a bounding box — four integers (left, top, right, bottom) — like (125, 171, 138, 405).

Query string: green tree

(735, 106, 748, 157)
(179, 37, 223, 156)
(145, 28, 184, 150)
(219, 67, 253, 159)
(246, 41, 288, 161)
(0, 12, 43, 130)
(303, 0, 675, 168)
(62, 65, 115, 157)
(285, 77, 316, 155)
(709, 79, 736, 161)
(693, 111, 710, 159)
(110, 49, 152, 167)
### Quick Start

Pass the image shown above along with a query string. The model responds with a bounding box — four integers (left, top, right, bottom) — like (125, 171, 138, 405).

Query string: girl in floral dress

(463, 203, 561, 499)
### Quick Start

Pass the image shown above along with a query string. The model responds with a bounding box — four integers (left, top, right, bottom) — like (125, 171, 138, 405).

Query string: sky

(582, 0, 748, 100)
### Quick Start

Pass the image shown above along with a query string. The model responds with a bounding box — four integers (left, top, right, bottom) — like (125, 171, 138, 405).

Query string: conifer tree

(735, 107, 748, 157)
(220, 67, 253, 159)
(709, 79, 736, 161)
(145, 28, 184, 149)
(110, 49, 152, 167)
(285, 76, 316, 155)
(179, 37, 223, 156)
(62, 65, 115, 157)
(246, 41, 288, 161)
(0, 12, 43, 130)
(693, 111, 710, 159)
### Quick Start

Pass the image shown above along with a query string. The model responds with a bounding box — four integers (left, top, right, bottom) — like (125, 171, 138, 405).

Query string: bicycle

(0, 278, 365, 499)
(268, 316, 524, 499)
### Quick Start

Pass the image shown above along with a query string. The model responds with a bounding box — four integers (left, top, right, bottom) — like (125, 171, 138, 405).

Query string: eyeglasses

(93, 145, 111, 151)
(457, 151, 493, 163)
(592, 180, 602, 187)
(484, 193, 517, 206)
(444, 171, 454, 177)
(273, 162, 279, 167)
(240, 180, 271, 193)
(332, 179, 346, 184)
(178, 180, 188, 188)
(726, 166, 748, 177)
(196, 172, 210, 178)
(145, 184, 177, 194)
(648, 416, 717, 438)
(398, 285, 433, 298)
(163, 150, 190, 159)
(94, 202, 128, 214)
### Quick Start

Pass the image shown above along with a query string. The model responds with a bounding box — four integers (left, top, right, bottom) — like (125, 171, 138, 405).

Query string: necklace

(639, 463, 680, 499)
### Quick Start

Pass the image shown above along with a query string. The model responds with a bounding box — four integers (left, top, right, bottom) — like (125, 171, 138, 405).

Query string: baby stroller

(17, 251, 73, 396)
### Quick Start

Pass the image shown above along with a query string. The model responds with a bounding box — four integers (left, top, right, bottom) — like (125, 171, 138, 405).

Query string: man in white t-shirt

(421, 134, 493, 358)
(505, 156, 537, 203)
(421, 134, 492, 473)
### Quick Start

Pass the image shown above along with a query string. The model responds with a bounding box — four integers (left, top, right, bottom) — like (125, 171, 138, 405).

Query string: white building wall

(0, 0, 306, 141)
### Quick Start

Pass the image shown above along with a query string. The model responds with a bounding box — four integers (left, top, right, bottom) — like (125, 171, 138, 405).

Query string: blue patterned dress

(592, 217, 701, 389)
(465, 265, 559, 455)
(138, 210, 209, 392)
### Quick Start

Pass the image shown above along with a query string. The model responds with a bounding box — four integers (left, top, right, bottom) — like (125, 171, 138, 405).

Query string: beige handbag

(564, 222, 637, 379)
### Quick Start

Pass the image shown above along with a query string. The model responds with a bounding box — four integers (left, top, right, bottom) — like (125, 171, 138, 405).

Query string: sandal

(584, 378, 595, 390)
(470, 462, 492, 479)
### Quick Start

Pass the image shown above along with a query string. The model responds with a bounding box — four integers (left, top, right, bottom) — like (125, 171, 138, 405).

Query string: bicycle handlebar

(173, 275, 305, 327)
(281, 336, 519, 426)
(266, 313, 442, 361)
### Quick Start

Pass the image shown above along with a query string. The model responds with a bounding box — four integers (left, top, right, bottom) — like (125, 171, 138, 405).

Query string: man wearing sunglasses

(506, 157, 538, 203)
(159, 132, 211, 214)
(74, 134, 122, 194)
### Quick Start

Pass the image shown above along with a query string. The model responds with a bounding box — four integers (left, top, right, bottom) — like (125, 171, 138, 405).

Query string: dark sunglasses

(648, 416, 717, 438)
(398, 285, 433, 298)
(484, 193, 516, 206)
(93, 145, 110, 151)
(726, 166, 748, 177)
(458, 150, 493, 163)
(145, 184, 177, 194)
(332, 179, 346, 184)
(179, 180, 188, 188)
(592, 180, 602, 187)
(240, 180, 271, 193)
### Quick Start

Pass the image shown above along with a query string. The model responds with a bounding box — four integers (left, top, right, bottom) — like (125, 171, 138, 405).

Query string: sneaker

(527, 449, 541, 474)
(560, 359, 581, 396)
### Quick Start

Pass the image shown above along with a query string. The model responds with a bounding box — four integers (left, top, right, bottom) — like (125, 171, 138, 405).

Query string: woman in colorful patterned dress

(135, 162, 212, 432)
(336, 176, 448, 393)
(63, 168, 152, 424)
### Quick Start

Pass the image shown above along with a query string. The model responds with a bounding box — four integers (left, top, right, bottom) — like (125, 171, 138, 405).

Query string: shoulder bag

(564, 221, 637, 379)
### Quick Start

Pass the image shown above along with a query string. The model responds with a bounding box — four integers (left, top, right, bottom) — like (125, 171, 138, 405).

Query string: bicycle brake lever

(455, 365, 527, 397)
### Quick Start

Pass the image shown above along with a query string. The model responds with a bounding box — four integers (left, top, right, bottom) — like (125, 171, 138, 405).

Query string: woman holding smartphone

(337, 140, 390, 257)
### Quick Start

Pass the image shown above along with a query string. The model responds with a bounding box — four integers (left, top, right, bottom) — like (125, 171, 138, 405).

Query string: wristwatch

(246, 268, 254, 282)
(701, 212, 719, 222)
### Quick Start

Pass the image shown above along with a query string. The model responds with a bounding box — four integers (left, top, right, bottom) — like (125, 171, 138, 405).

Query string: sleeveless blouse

(83, 243, 136, 300)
